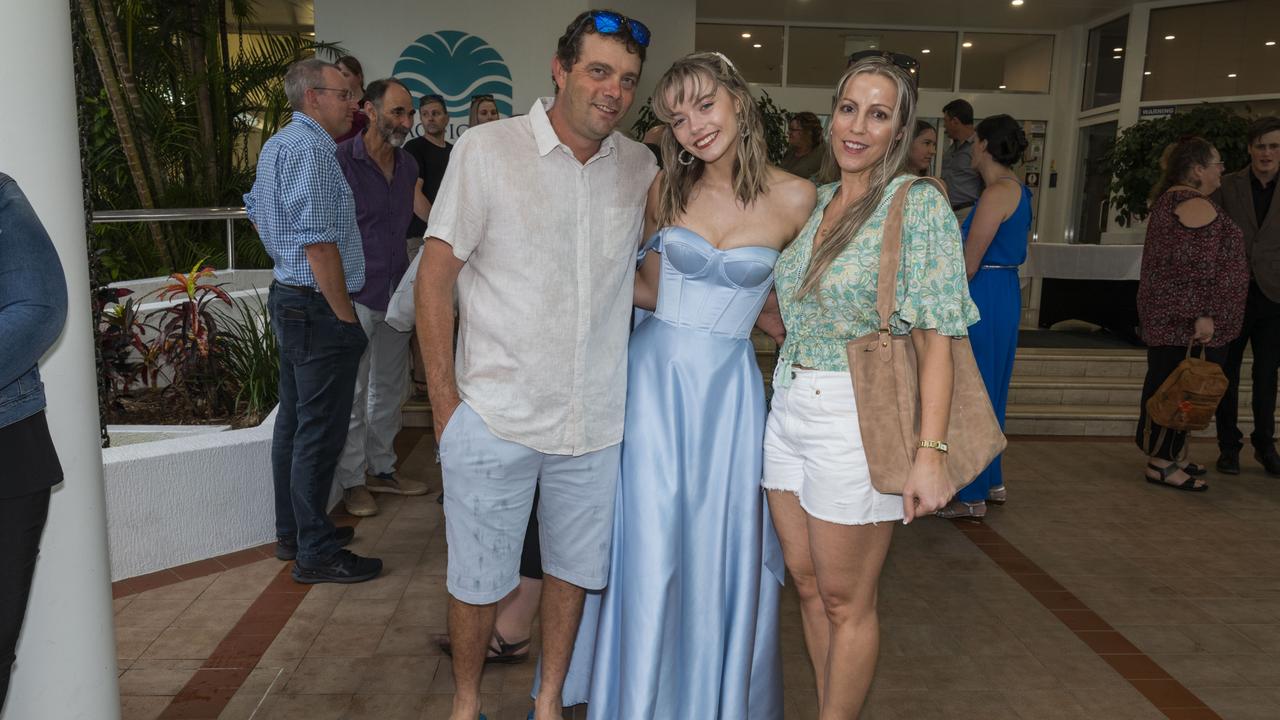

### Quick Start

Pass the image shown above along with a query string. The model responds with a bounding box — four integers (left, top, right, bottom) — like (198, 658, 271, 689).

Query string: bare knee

(818, 585, 877, 627)
(790, 567, 823, 604)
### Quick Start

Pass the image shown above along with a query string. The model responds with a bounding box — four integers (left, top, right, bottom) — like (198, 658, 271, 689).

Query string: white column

(0, 2, 122, 718)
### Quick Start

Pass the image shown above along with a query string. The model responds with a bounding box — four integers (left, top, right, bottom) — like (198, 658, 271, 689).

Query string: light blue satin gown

(557, 226, 786, 719)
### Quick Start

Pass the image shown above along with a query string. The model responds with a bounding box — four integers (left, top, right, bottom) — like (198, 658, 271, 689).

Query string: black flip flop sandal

(1145, 462, 1208, 492)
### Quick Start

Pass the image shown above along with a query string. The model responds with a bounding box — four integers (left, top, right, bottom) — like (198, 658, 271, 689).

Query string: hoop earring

(678, 149, 695, 166)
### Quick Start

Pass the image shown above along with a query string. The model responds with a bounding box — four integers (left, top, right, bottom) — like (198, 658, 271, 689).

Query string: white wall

(315, 0, 694, 140)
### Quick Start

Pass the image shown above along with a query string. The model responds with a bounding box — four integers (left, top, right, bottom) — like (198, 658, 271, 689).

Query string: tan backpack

(1142, 344, 1228, 457)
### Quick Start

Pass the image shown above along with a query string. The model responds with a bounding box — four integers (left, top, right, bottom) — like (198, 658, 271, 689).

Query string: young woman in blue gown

(553, 52, 816, 719)
(937, 114, 1031, 519)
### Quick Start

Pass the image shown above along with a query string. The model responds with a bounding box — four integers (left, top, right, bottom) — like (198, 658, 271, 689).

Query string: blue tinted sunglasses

(586, 10, 651, 47)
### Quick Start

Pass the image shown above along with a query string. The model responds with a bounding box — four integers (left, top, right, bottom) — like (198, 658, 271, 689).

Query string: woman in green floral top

(759, 57, 978, 717)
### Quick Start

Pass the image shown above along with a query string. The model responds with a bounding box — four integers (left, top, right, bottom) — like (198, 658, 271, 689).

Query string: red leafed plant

(149, 258, 235, 413)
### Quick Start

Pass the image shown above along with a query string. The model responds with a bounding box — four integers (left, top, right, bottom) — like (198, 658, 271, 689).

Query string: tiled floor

(113, 433, 1280, 719)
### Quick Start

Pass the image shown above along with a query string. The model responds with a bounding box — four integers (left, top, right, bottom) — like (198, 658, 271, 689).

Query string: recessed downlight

(1228, 72, 1238, 78)
(1268, 41, 1277, 46)
(1011, 0, 1024, 6)
(922, 48, 931, 54)
(1113, 47, 1124, 52)
(962, 41, 973, 48)
(1144, 71, 1152, 75)
(998, 84, 1007, 89)
(741, 33, 752, 39)
(1164, 35, 1176, 40)
(1113, 55, 1122, 59)
(753, 43, 762, 49)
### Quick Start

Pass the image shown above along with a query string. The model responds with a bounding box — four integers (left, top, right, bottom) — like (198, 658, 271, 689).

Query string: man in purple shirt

(335, 78, 430, 516)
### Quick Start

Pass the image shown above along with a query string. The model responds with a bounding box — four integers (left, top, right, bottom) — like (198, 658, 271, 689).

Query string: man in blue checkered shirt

(245, 58, 382, 585)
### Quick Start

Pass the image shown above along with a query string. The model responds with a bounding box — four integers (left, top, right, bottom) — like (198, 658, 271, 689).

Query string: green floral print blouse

(774, 175, 980, 373)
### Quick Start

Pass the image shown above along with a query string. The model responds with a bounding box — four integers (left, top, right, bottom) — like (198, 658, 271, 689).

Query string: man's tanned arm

(415, 237, 465, 441)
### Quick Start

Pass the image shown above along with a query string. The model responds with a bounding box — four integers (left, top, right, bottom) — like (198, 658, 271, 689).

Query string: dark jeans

(0, 487, 50, 710)
(1216, 281, 1280, 454)
(269, 283, 367, 564)
(1137, 344, 1227, 461)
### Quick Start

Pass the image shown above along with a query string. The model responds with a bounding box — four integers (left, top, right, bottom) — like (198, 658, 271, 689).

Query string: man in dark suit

(1216, 116, 1280, 475)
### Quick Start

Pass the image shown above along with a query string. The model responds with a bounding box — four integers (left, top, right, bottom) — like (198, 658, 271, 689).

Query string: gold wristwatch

(918, 439, 949, 454)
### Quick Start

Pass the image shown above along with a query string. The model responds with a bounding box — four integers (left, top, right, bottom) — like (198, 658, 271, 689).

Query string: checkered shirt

(244, 112, 365, 292)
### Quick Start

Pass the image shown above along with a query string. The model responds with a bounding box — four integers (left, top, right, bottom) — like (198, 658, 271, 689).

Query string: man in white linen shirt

(413, 10, 657, 720)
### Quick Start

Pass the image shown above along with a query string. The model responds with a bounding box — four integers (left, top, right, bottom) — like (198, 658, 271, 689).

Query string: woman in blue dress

(937, 114, 1031, 519)
(553, 52, 815, 719)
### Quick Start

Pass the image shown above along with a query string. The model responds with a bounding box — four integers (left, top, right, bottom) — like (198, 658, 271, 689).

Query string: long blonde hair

(650, 52, 770, 227)
(799, 57, 918, 299)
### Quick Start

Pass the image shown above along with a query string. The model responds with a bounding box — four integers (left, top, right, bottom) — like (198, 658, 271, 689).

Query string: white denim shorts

(762, 366, 904, 525)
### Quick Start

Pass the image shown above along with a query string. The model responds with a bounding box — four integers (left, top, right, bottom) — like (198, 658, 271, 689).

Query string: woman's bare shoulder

(1173, 196, 1218, 229)
(766, 166, 818, 219)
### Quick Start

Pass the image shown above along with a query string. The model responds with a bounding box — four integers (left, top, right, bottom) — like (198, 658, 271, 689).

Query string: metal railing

(91, 207, 249, 270)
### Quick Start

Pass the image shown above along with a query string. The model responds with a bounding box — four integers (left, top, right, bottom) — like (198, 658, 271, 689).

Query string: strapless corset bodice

(644, 226, 779, 340)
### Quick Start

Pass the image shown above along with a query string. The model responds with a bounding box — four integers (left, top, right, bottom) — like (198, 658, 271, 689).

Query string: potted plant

(1103, 104, 1250, 227)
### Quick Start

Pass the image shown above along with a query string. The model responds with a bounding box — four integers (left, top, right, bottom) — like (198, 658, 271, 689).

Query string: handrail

(91, 207, 250, 270)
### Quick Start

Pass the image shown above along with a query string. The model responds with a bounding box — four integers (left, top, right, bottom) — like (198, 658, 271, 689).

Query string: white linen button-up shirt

(425, 97, 657, 456)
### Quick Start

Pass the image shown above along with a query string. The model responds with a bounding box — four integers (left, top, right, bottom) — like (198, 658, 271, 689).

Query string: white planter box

(103, 411, 277, 581)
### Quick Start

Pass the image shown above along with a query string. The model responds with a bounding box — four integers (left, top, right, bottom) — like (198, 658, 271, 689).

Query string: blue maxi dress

(556, 227, 786, 719)
(957, 185, 1031, 503)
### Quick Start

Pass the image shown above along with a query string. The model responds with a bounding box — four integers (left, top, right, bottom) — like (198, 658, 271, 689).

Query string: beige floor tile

(305, 623, 387, 658)
(281, 656, 369, 694)
(357, 655, 439, 694)
(139, 625, 230, 660)
(117, 658, 204, 696)
(256, 692, 352, 720)
(119, 694, 172, 720)
(346, 693, 429, 719)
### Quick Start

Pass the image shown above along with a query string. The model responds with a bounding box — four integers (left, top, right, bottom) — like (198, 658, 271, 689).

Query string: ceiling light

(1011, 0, 1024, 6)
(1164, 35, 1175, 40)
(1228, 72, 1237, 78)
(921, 48, 931, 54)
(1113, 47, 1124, 52)
(753, 43, 762, 48)
(962, 41, 973, 48)
(741, 33, 751, 39)
(998, 84, 1007, 89)
(1268, 41, 1277, 46)
(1144, 71, 1152, 75)
(1113, 55, 1122, 59)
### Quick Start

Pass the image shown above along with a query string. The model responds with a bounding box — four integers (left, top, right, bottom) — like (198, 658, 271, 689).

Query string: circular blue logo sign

(394, 30, 514, 125)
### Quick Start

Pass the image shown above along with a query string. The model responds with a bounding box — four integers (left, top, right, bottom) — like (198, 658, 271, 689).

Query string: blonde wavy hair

(799, 56, 918, 299)
(650, 52, 770, 227)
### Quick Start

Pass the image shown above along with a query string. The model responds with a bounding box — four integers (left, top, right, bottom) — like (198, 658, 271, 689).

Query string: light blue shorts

(438, 402, 621, 605)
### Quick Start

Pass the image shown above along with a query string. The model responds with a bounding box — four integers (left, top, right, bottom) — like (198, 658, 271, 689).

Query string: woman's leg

(807, 517, 894, 720)
(495, 489, 543, 643)
(1137, 346, 1203, 488)
(768, 490, 829, 703)
(0, 488, 51, 709)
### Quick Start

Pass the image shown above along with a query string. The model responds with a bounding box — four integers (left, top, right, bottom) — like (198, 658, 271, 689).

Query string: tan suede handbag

(845, 176, 1007, 495)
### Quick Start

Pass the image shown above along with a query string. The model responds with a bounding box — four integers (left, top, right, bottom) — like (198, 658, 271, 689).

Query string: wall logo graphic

(394, 31, 513, 139)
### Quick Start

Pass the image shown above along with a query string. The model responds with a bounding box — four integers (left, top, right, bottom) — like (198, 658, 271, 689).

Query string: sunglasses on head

(573, 10, 651, 48)
(848, 50, 920, 76)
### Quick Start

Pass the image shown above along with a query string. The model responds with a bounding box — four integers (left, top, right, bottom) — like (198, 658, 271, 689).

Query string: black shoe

(1255, 448, 1280, 477)
(291, 549, 383, 584)
(1215, 451, 1240, 475)
(275, 525, 355, 561)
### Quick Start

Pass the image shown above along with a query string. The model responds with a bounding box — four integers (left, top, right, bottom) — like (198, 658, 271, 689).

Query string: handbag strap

(875, 176, 950, 334)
